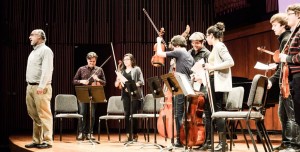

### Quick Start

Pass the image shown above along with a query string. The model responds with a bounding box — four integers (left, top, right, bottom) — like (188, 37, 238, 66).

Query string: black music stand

(75, 86, 106, 145)
(161, 72, 196, 151)
(124, 80, 140, 147)
(137, 76, 165, 150)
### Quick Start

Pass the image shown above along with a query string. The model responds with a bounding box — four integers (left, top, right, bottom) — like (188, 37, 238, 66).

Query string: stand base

(164, 144, 192, 152)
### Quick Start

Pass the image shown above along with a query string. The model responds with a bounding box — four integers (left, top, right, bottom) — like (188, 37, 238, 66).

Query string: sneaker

(196, 142, 212, 150)
(77, 133, 85, 140)
(86, 134, 95, 140)
(274, 143, 287, 151)
(133, 134, 138, 142)
(215, 143, 228, 151)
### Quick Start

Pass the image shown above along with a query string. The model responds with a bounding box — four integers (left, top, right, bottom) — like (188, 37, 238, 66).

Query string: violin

(257, 46, 280, 63)
(279, 21, 300, 99)
(87, 56, 111, 86)
(152, 28, 166, 67)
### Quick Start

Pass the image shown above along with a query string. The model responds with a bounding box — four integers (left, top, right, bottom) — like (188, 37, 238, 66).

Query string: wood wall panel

(224, 21, 281, 130)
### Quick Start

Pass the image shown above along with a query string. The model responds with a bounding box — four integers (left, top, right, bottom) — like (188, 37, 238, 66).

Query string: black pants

(122, 92, 140, 134)
(208, 76, 226, 133)
(78, 102, 96, 134)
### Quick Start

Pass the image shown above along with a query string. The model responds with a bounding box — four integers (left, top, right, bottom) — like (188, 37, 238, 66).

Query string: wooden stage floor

(9, 133, 282, 152)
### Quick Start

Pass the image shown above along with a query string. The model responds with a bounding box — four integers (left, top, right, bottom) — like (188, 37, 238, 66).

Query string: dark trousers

(122, 92, 140, 134)
(209, 76, 226, 133)
(78, 102, 96, 134)
(278, 94, 295, 146)
(290, 77, 300, 145)
(292, 77, 300, 125)
(173, 94, 185, 137)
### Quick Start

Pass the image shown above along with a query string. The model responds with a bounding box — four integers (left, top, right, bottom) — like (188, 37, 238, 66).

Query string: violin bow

(111, 42, 118, 70)
(87, 55, 111, 81)
(143, 8, 168, 47)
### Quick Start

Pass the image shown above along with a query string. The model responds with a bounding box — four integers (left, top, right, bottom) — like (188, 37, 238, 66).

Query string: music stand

(134, 76, 165, 150)
(161, 72, 196, 151)
(75, 85, 106, 145)
(124, 80, 140, 147)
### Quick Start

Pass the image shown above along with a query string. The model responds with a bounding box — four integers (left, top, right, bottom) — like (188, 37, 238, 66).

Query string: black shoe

(36, 143, 52, 149)
(197, 142, 212, 150)
(86, 134, 95, 140)
(25, 143, 39, 148)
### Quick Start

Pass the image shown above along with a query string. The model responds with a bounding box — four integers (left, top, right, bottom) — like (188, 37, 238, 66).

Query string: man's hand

(92, 75, 99, 81)
(36, 88, 44, 94)
(156, 37, 162, 43)
(80, 80, 89, 85)
(204, 63, 214, 70)
(267, 80, 272, 89)
(279, 53, 287, 63)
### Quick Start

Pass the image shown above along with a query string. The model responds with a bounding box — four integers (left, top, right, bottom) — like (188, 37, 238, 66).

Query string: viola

(151, 28, 166, 67)
(143, 8, 167, 67)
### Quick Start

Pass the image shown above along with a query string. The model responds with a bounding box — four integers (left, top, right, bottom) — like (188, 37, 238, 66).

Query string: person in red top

(278, 3, 300, 150)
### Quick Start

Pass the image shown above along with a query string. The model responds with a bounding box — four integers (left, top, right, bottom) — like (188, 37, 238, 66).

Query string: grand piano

(232, 76, 279, 108)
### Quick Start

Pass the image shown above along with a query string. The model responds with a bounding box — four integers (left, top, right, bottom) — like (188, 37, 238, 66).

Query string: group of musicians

(25, 3, 300, 151)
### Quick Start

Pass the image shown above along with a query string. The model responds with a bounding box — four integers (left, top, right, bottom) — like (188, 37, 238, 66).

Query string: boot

(215, 132, 228, 151)
(174, 137, 183, 147)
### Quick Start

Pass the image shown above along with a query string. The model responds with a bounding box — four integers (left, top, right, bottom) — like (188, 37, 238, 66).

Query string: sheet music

(254, 62, 277, 70)
(191, 59, 207, 86)
(174, 72, 196, 96)
(115, 71, 128, 84)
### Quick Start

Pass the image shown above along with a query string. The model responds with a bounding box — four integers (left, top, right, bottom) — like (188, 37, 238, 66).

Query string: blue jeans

(174, 94, 185, 136)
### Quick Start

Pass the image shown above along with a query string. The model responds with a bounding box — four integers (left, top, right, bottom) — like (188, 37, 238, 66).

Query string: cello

(156, 25, 191, 140)
(179, 80, 206, 147)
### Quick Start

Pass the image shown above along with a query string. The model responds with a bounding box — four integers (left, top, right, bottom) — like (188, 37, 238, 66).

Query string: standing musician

(278, 3, 300, 150)
(267, 13, 295, 151)
(73, 52, 106, 140)
(114, 53, 144, 142)
(188, 32, 211, 150)
(156, 35, 194, 147)
(204, 22, 234, 151)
